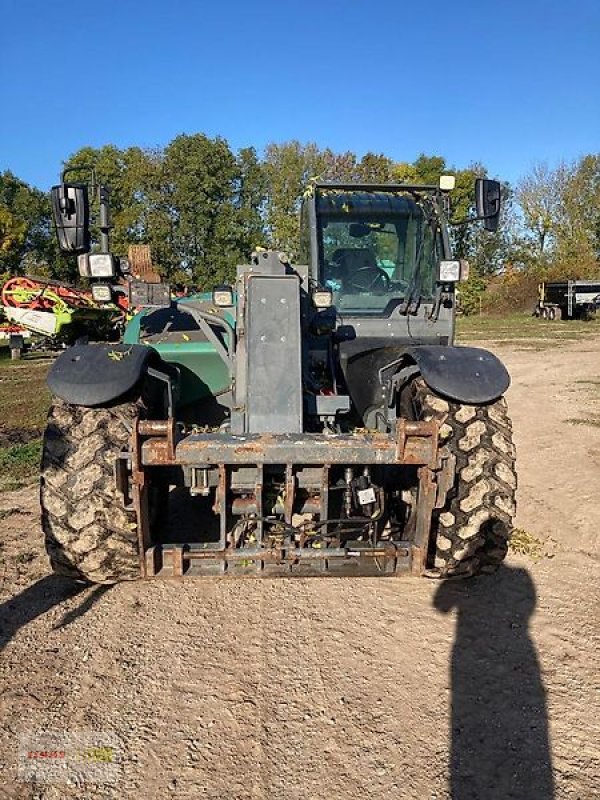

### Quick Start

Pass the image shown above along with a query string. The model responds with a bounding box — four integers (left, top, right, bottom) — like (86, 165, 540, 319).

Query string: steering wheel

(348, 265, 391, 293)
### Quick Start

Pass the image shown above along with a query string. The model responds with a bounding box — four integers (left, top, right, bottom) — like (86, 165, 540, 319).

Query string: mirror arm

(448, 210, 497, 228)
(98, 185, 111, 253)
(448, 215, 478, 228)
(61, 166, 98, 196)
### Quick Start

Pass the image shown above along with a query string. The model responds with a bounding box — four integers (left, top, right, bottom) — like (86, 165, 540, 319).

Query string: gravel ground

(0, 336, 598, 799)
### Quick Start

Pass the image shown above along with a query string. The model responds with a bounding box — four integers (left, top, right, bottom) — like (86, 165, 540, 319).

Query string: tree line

(1, 134, 598, 311)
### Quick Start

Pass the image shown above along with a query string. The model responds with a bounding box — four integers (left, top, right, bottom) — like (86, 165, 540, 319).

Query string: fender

(406, 345, 510, 404)
(47, 343, 159, 407)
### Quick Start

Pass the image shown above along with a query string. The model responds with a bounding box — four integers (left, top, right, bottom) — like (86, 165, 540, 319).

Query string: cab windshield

(319, 206, 441, 315)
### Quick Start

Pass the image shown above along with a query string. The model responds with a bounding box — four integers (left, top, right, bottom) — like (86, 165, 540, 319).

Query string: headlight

(89, 254, 116, 277)
(78, 253, 117, 278)
(439, 260, 461, 282)
(91, 284, 113, 303)
(212, 285, 234, 307)
(312, 288, 333, 308)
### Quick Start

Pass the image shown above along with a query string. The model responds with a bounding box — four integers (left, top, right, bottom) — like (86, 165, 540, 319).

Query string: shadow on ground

(0, 575, 111, 652)
(434, 564, 554, 799)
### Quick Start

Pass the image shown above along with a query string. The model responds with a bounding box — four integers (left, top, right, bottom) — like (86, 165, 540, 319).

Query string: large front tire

(40, 399, 141, 583)
(408, 378, 517, 577)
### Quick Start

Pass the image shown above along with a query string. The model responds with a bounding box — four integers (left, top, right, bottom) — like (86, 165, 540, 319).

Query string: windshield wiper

(399, 232, 427, 315)
(399, 202, 438, 316)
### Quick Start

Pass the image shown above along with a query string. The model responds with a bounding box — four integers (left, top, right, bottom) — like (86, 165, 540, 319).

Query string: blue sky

(1, 0, 598, 190)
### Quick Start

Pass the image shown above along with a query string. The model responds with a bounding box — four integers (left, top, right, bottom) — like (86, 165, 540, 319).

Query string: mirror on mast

(475, 178, 501, 232)
(50, 183, 90, 253)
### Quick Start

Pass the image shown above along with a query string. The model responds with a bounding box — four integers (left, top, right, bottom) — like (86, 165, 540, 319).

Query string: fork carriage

(132, 418, 442, 577)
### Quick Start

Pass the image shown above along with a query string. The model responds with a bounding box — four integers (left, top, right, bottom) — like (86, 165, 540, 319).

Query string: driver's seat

(331, 248, 378, 290)
(332, 247, 377, 271)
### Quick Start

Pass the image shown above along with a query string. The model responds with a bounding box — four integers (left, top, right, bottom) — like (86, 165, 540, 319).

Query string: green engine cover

(123, 293, 234, 410)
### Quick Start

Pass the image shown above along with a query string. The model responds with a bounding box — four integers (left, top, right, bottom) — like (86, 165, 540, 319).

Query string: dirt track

(0, 337, 599, 799)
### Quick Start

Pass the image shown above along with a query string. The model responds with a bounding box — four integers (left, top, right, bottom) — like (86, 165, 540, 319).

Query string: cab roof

(314, 183, 435, 217)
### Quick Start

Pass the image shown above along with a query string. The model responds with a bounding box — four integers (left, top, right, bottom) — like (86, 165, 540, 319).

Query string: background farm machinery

(1, 275, 128, 354)
(535, 279, 600, 321)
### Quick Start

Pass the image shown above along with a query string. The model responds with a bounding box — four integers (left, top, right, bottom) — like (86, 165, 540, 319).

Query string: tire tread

(40, 400, 140, 583)
(409, 378, 517, 577)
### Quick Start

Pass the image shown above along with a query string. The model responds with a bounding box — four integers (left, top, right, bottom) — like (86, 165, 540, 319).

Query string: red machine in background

(1, 275, 128, 342)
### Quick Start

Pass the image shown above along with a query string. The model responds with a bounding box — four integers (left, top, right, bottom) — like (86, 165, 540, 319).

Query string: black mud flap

(47, 343, 157, 407)
(407, 345, 510, 404)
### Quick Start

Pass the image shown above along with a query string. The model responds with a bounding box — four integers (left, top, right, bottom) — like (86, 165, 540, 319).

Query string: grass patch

(0, 348, 51, 491)
(509, 528, 558, 560)
(0, 350, 52, 430)
(457, 312, 600, 344)
(0, 440, 43, 490)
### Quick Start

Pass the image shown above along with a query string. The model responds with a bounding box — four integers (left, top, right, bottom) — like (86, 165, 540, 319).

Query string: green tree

(0, 171, 62, 276)
(64, 145, 149, 258)
(355, 152, 394, 182)
(556, 155, 600, 274)
(411, 155, 447, 185)
(319, 149, 358, 182)
(0, 204, 26, 256)
(516, 162, 565, 257)
(162, 133, 248, 286)
(514, 156, 600, 278)
(263, 141, 324, 256)
(236, 146, 267, 254)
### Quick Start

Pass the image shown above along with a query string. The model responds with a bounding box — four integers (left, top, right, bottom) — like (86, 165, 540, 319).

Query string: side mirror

(50, 183, 90, 253)
(475, 178, 501, 232)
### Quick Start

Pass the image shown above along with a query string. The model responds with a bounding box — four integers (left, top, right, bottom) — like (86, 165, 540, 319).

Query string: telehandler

(41, 173, 516, 582)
